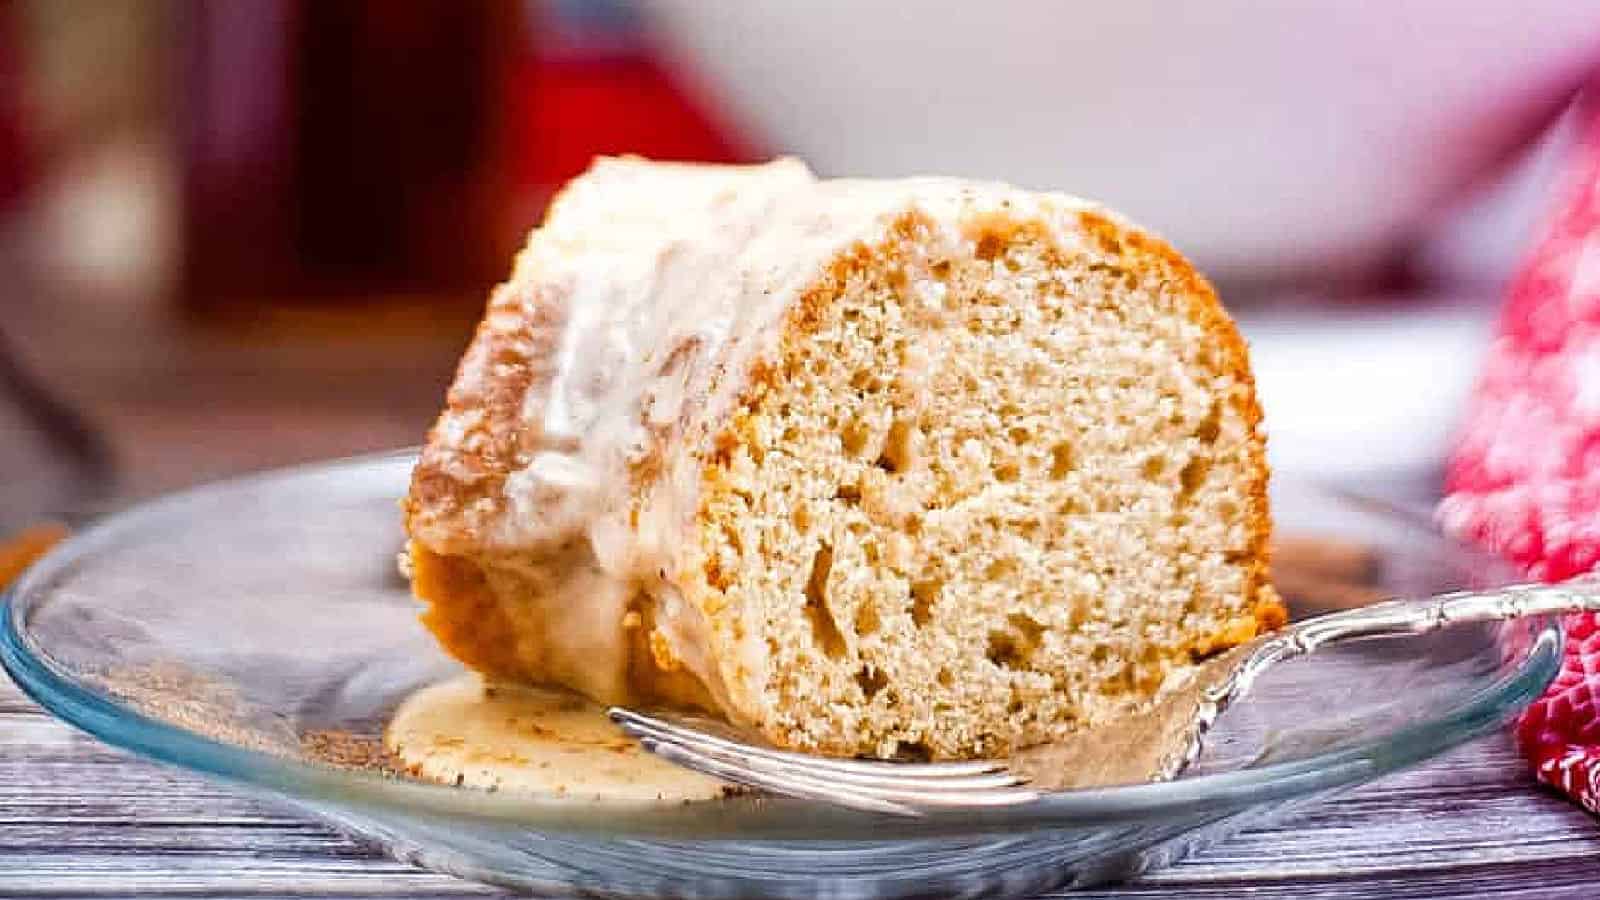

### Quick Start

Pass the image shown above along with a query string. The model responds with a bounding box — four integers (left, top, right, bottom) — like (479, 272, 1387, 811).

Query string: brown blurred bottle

(177, 0, 522, 315)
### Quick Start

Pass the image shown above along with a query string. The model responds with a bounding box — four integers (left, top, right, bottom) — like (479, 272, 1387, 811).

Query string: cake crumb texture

(404, 157, 1280, 759)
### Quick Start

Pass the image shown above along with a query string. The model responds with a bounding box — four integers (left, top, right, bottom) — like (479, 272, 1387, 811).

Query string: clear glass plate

(0, 451, 1562, 898)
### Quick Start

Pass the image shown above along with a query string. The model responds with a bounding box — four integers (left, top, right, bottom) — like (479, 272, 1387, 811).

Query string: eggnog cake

(403, 157, 1283, 760)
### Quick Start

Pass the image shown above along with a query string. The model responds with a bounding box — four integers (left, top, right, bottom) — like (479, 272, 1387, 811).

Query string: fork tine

(634, 734, 1041, 814)
(618, 715, 1028, 790)
(635, 737, 923, 816)
(608, 708, 1006, 779)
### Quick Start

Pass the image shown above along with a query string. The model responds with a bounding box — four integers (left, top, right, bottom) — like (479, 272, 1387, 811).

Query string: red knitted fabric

(1442, 94, 1600, 811)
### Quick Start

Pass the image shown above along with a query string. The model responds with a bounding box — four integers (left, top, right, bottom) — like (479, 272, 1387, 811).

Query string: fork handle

(1155, 578, 1600, 782)
(1213, 578, 1600, 703)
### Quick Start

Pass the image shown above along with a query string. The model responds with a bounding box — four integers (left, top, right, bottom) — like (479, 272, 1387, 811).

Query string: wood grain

(3, 676, 1599, 898)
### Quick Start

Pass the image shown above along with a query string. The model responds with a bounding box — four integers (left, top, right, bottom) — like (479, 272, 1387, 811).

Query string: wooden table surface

(5, 667, 1600, 899)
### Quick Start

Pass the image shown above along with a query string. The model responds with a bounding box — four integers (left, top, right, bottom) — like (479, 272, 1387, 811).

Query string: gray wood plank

(6, 674, 1600, 898)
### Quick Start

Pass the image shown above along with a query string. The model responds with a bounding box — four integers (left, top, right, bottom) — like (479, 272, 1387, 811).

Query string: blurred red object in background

(1442, 86, 1600, 582)
(178, 0, 755, 317)
(0, 0, 30, 212)
(507, 0, 754, 209)
(179, 0, 521, 312)
(1440, 78, 1600, 817)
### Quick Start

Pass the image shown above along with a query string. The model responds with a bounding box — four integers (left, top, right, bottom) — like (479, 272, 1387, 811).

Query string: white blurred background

(641, 1, 1600, 493)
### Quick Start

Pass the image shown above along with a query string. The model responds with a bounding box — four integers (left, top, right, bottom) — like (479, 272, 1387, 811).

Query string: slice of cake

(403, 157, 1283, 760)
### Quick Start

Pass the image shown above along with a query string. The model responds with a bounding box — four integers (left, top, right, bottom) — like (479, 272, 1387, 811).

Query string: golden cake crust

(1076, 210, 1284, 648)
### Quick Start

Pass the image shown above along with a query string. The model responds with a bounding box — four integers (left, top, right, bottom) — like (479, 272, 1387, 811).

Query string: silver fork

(611, 580, 1600, 816)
